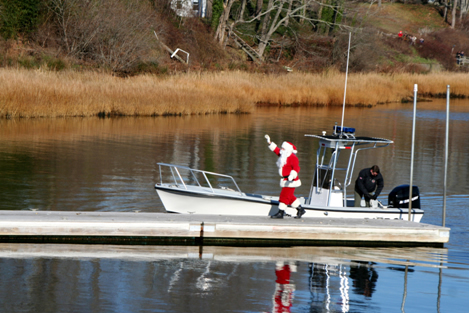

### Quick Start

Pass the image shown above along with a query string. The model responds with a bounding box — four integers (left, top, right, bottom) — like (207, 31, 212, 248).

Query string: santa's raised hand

(265, 134, 271, 144)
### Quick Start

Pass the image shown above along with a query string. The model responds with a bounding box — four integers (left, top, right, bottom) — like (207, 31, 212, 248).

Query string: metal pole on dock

(340, 32, 351, 136)
(442, 85, 450, 227)
(408, 84, 418, 221)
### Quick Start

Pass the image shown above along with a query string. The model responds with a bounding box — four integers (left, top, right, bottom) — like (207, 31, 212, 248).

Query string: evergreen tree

(0, 0, 42, 39)
(211, 0, 223, 31)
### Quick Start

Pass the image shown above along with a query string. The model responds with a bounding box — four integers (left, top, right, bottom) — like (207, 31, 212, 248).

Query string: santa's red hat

(281, 141, 297, 154)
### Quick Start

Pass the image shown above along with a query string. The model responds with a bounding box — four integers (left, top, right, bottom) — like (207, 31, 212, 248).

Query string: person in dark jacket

(354, 165, 384, 207)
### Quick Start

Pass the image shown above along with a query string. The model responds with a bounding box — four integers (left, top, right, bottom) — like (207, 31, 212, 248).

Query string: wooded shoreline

(0, 68, 468, 118)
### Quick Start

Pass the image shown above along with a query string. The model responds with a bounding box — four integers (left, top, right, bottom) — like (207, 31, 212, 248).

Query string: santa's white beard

(276, 150, 291, 176)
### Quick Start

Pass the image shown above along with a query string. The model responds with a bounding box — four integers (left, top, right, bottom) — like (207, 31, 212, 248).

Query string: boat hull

(155, 184, 424, 222)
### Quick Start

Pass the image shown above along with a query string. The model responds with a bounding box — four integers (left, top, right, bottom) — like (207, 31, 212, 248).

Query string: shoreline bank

(0, 68, 468, 118)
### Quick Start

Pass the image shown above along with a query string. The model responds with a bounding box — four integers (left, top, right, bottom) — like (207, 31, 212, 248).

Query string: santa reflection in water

(273, 261, 297, 313)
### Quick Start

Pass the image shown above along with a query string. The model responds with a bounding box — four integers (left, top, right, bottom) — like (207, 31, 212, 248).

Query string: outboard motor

(388, 185, 421, 209)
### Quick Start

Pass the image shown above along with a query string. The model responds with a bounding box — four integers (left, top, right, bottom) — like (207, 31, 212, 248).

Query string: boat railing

(157, 163, 243, 196)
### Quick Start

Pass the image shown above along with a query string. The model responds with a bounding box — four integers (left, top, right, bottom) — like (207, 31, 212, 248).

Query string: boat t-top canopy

(305, 134, 393, 148)
(304, 128, 394, 208)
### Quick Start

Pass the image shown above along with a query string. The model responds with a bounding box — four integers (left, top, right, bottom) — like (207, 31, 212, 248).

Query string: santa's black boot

(271, 210, 285, 219)
(294, 206, 306, 219)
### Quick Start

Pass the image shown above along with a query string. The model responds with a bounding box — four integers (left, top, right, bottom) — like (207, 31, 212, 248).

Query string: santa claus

(265, 135, 306, 219)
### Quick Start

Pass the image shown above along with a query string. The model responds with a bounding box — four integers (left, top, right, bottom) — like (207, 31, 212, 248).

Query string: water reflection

(273, 262, 296, 313)
(350, 262, 378, 298)
(0, 244, 458, 313)
(309, 263, 350, 313)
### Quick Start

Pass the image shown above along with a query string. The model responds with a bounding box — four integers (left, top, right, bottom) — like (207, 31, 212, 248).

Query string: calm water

(0, 99, 468, 312)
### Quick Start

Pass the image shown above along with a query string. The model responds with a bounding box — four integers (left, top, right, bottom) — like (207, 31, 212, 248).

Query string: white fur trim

(268, 142, 277, 151)
(281, 141, 297, 154)
(281, 141, 293, 152)
(278, 202, 288, 210)
(291, 199, 300, 208)
(280, 179, 302, 188)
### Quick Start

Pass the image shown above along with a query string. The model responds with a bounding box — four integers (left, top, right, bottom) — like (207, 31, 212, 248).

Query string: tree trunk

(444, 0, 449, 23)
(256, 0, 263, 19)
(460, 0, 469, 19)
(214, 0, 236, 44)
(318, 0, 324, 21)
(451, 0, 458, 28)
(206, 0, 213, 19)
(259, 0, 289, 59)
(460, 0, 464, 19)
(237, 0, 247, 21)
(328, 0, 340, 35)
(224, 0, 247, 48)
(284, 0, 294, 26)
(300, 0, 306, 24)
(258, 0, 275, 58)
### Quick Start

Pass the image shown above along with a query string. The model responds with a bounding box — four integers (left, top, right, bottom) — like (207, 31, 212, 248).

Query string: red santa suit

(269, 141, 301, 213)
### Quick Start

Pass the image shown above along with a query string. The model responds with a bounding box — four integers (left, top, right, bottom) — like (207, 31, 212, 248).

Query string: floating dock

(0, 211, 449, 247)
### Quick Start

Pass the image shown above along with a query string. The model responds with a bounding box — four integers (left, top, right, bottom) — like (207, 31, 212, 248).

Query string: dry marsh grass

(0, 68, 467, 118)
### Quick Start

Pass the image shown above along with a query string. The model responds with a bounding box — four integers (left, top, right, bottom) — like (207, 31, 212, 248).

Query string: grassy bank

(0, 69, 467, 118)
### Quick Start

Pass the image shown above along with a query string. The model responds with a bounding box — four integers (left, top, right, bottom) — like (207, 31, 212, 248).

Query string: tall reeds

(0, 68, 467, 118)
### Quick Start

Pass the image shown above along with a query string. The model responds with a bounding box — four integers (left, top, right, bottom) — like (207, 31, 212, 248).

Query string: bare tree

(256, 0, 263, 17)
(451, 0, 458, 28)
(47, 0, 100, 57)
(213, 0, 351, 61)
(48, 0, 162, 72)
(214, 0, 237, 44)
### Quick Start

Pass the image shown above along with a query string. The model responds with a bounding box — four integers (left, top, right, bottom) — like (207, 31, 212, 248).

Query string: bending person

(354, 165, 384, 207)
(265, 135, 305, 219)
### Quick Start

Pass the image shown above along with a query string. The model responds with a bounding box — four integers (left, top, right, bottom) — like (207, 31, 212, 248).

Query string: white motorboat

(155, 126, 424, 222)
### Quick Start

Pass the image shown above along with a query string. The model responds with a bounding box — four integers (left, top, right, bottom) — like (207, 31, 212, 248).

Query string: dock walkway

(0, 211, 449, 247)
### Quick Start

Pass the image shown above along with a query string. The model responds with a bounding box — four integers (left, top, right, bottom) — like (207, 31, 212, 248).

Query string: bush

(46, 0, 163, 73)
(418, 40, 456, 70)
(417, 28, 468, 70)
(211, 0, 224, 31)
(43, 55, 67, 71)
(279, 34, 334, 72)
(17, 55, 39, 69)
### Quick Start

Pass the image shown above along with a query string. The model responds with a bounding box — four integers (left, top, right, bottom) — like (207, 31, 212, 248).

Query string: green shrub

(43, 55, 67, 71)
(211, 0, 224, 31)
(0, 0, 42, 39)
(18, 56, 39, 69)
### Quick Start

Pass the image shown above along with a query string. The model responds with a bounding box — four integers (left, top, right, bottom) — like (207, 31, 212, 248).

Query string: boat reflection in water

(308, 261, 379, 313)
(0, 244, 450, 313)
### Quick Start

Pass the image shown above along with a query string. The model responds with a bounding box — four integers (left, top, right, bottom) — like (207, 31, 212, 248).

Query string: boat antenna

(340, 32, 351, 138)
